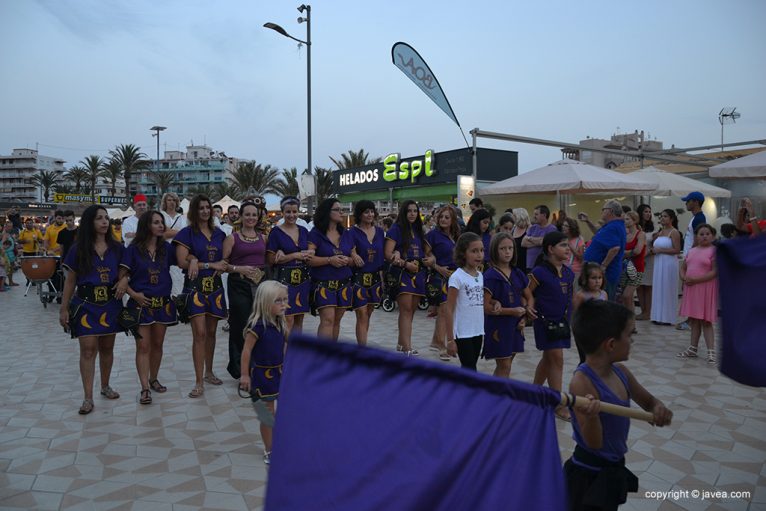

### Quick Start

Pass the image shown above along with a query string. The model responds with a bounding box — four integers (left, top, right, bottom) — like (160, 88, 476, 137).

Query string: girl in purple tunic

(266, 196, 312, 334)
(239, 281, 289, 466)
(120, 211, 178, 405)
(349, 200, 385, 346)
(384, 200, 435, 355)
(529, 231, 574, 422)
(482, 232, 535, 378)
(466, 208, 493, 265)
(222, 201, 268, 380)
(173, 195, 228, 398)
(59, 205, 127, 415)
(307, 198, 354, 340)
(424, 205, 459, 360)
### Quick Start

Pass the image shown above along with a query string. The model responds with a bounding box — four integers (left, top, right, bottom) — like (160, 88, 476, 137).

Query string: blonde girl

(240, 280, 289, 465)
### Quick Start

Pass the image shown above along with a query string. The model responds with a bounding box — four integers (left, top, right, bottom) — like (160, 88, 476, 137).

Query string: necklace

(240, 231, 260, 242)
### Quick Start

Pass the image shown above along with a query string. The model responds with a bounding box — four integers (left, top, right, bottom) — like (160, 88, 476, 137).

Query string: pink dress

(679, 245, 717, 322)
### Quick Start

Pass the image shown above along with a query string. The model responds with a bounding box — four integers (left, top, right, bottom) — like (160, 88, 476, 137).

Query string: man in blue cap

(677, 191, 706, 330)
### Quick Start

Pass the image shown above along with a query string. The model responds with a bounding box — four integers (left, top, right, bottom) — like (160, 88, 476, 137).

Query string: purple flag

(717, 235, 766, 387)
(265, 335, 567, 511)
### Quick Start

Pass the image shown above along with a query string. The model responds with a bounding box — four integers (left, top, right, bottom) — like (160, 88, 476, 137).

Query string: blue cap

(681, 191, 705, 203)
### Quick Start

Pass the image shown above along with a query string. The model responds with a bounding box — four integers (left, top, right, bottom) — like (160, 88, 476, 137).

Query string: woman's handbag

(117, 307, 142, 339)
(174, 293, 191, 324)
(543, 316, 571, 341)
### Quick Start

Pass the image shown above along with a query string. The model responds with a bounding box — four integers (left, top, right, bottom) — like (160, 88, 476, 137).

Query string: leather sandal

(100, 386, 120, 400)
(203, 374, 223, 385)
(149, 379, 167, 393)
(188, 385, 204, 398)
(676, 346, 698, 359)
(139, 389, 152, 405)
(78, 399, 94, 415)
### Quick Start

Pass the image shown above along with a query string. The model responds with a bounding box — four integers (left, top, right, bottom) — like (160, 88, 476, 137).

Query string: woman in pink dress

(677, 224, 718, 364)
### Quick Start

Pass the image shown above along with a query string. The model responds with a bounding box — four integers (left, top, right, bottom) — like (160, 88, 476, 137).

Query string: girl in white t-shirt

(445, 232, 486, 370)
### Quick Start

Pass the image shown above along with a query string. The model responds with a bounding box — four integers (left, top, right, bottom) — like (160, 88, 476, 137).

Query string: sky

(1, 0, 765, 177)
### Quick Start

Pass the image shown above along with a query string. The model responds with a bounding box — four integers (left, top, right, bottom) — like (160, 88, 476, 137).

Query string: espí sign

(383, 149, 435, 184)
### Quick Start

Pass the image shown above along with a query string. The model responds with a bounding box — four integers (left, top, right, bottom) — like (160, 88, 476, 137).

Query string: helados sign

(337, 149, 435, 187)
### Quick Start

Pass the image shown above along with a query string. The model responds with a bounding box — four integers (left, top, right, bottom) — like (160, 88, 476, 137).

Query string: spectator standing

(522, 205, 557, 271)
(582, 200, 626, 301)
(122, 194, 148, 247)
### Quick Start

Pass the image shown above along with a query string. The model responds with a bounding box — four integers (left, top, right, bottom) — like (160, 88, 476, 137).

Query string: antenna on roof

(718, 107, 741, 151)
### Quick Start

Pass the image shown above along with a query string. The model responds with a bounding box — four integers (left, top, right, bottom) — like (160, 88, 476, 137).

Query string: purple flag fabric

(265, 335, 567, 511)
(717, 235, 766, 387)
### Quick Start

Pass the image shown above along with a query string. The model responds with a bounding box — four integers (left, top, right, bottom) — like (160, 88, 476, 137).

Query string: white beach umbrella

(628, 167, 730, 198)
(709, 150, 766, 178)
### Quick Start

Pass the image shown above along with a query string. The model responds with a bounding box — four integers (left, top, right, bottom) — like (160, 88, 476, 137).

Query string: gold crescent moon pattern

(264, 368, 274, 380)
(341, 287, 348, 301)
(492, 330, 500, 342)
(410, 276, 417, 287)
(193, 293, 204, 307)
(165, 303, 172, 315)
(99, 312, 109, 328)
(320, 288, 328, 300)
(356, 288, 365, 300)
(80, 314, 92, 329)
(215, 294, 223, 310)
(295, 294, 302, 307)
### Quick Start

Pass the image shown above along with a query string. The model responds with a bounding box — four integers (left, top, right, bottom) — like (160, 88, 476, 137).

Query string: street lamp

(264, 4, 314, 212)
(150, 126, 166, 197)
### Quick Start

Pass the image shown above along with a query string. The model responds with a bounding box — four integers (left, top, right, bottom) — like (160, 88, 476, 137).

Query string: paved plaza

(0, 286, 764, 511)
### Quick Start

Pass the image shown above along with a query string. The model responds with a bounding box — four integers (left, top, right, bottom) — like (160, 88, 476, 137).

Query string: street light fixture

(150, 126, 166, 196)
(264, 5, 314, 212)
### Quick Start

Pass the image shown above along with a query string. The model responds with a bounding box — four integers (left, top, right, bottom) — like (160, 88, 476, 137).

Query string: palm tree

(186, 184, 214, 199)
(81, 155, 106, 202)
(64, 165, 88, 193)
(304, 166, 335, 203)
(329, 148, 381, 170)
(100, 159, 123, 196)
(274, 167, 300, 198)
(213, 182, 238, 202)
(109, 144, 151, 198)
(29, 170, 61, 202)
(149, 170, 177, 197)
(227, 161, 282, 198)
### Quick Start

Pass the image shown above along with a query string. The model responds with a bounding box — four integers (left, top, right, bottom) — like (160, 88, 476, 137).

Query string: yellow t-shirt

(18, 228, 43, 253)
(44, 223, 66, 254)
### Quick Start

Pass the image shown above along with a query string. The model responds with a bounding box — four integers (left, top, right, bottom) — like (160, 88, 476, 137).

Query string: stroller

(378, 262, 429, 312)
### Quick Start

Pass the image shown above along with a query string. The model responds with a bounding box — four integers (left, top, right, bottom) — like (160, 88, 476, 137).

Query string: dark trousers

(226, 274, 257, 379)
(456, 335, 483, 371)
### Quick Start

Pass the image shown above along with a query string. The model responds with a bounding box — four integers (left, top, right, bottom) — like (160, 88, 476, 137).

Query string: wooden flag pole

(560, 392, 655, 423)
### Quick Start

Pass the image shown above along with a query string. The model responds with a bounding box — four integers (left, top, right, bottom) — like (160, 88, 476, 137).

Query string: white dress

(162, 211, 187, 296)
(650, 235, 679, 324)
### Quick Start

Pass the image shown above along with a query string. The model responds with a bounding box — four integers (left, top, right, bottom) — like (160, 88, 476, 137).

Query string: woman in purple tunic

(59, 205, 127, 415)
(482, 232, 535, 378)
(384, 200, 435, 355)
(266, 196, 312, 334)
(120, 211, 178, 405)
(529, 231, 574, 421)
(466, 208, 493, 265)
(222, 201, 268, 380)
(308, 198, 354, 340)
(173, 195, 228, 398)
(349, 200, 385, 346)
(424, 205, 460, 360)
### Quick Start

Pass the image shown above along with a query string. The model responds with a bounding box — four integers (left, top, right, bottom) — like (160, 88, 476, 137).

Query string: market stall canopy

(628, 166, 731, 198)
(481, 159, 657, 195)
(179, 198, 190, 213)
(709, 150, 766, 178)
(213, 195, 240, 211)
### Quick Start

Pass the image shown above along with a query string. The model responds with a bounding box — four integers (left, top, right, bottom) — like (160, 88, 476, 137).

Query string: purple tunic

(247, 320, 286, 401)
(483, 266, 528, 358)
(425, 229, 456, 270)
(349, 225, 386, 308)
(482, 232, 492, 263)
(173, 226, 227, 318)
(308, 228, 354, 309)
(386, 223, 427, 296)
(121, 242, 178, 325)
(266, 225, 310, 268)
(530, 263, 574, 350)
(62, 242, 124, 337)
(267, 226, 311, 315)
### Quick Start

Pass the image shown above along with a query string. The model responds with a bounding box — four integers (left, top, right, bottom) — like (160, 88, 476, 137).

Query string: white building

(137, 144, 240, 199)
(562, 130, 664, 169)
(0, 148, 66, 202)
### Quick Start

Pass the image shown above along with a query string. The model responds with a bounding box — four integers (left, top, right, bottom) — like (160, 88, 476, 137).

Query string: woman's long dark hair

(637, 204, 654, 233)
(662, 208, 679, 230)
(466, 208, 491, 235)
(75, 205, 118, 274)
(187, 194, 215, 232)
(132, 210, 167, 264)
(395, 200, 425, 257)
(534, 230, 568, 271)
(314, 198, 344, 235)
(353, 200, 377, 225)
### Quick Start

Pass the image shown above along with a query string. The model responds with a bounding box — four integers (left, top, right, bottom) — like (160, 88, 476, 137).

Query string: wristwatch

(204, 262, 210, 270)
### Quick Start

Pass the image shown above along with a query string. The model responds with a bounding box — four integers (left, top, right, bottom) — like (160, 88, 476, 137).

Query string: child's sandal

(707, 351, 717, 365)
(676, 346, 698, 359)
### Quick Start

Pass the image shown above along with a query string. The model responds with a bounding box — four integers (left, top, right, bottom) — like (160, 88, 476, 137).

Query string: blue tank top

(571, 363, 631, 464)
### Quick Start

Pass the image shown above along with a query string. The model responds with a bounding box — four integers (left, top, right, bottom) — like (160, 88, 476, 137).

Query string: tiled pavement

(0, 285, 764, 511)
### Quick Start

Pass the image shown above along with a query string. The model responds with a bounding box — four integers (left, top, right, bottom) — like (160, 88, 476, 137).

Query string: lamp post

(265, 4, 314, 212)
(150, 126, 166, 198)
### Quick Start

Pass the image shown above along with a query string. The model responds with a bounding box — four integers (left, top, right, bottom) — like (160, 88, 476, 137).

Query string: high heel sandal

(676, 346, 698, 359)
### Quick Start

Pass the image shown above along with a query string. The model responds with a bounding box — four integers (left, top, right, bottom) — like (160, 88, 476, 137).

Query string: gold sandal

(188, 385, 204, 398)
